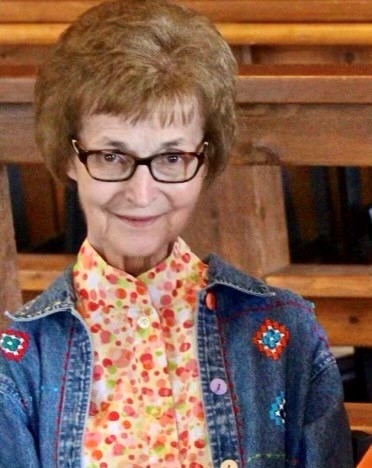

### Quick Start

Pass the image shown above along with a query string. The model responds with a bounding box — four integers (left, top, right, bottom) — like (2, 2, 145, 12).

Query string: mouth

(114, 213, 161, 228)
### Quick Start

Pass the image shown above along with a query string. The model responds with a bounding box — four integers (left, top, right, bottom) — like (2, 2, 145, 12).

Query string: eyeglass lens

(86, 151, 201, 182)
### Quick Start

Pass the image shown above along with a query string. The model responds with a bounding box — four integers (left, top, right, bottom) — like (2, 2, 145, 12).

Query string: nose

(123, 165, 158, 206)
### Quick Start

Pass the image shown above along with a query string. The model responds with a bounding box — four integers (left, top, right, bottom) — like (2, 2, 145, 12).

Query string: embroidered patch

(252, 319, 289, 360)
(269, 391, 286, 428)
(0, 329, 29, 361)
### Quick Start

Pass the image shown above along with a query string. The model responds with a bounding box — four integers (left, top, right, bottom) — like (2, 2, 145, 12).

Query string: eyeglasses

(70, 138, 208, 183)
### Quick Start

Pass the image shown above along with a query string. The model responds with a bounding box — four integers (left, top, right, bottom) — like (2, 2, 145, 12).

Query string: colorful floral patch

(269, 391, 286, 428)
(253, 319, 289, 360)
(0, 329, 29, 361)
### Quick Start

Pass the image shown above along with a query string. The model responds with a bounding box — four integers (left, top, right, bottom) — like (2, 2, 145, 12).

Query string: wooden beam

(0, 76, 35, 103)
(264, 266, 372, 344)
(4, 23, 372, 46)
(237, 64, 372, 104)
(235, 102, 372, 167)
(5, 63, 372, 104)
(309, 298, 372, 347)
(0, 24, 66, 46)
(0, 1, 100, 23)
(184, 165, 290, 278)
(0, 103, 41, 164)
(265, 269, 372, 346)
(17, 253, 75, 292)
(265, 264, 372, 298)
(0, 166, 22, 321)
(0, 64, 36, 103)
(171, 1, 372, 23)
(219, 23, 372, 46)
(345, 402, 372, 433)
(3, 1, 372, 24)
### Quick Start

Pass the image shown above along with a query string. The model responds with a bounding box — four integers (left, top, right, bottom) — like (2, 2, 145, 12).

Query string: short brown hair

(34, 0, 237, 183)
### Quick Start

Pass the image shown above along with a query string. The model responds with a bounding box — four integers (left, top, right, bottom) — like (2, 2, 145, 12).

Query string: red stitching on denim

(216, 316, 246, 464)
(54, 324, 75, 466)
(217, 299, 314, 323)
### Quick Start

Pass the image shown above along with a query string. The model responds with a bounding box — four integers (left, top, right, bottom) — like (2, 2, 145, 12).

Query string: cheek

(76, 178, 112, 214)
(170, 180, 204, 211)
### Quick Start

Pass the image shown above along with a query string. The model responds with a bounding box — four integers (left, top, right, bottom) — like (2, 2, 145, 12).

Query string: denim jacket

(0, 254, 353, 467)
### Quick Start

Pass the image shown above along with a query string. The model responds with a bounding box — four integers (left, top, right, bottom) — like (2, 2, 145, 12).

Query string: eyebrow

(98, 138, 188, 155)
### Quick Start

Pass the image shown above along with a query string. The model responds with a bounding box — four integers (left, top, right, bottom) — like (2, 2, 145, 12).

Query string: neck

(89, 241, 173, 276)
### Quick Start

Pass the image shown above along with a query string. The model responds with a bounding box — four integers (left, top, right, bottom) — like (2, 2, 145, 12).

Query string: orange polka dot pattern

(73, 238, 213, 468)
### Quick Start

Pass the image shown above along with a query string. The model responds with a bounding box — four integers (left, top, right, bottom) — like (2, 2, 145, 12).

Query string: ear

(201, 165, 208, 182)
(66, 158, 78, 181)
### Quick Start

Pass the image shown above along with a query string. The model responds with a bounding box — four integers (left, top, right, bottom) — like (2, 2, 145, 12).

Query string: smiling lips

(114, 213, 162, 228)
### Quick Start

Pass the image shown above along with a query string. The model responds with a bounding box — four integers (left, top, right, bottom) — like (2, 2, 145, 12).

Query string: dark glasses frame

(70, 138, 208, 183)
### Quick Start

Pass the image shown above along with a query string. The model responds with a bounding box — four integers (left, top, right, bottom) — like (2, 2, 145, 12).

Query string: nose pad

(124, 165, 157, 206)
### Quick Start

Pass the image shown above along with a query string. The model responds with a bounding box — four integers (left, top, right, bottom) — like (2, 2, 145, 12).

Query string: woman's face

(67, 109, 206, 275)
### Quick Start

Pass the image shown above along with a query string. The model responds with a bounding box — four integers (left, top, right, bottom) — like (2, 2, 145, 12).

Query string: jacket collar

(6, 267, 76, 321)
(204, 253, 275, 298)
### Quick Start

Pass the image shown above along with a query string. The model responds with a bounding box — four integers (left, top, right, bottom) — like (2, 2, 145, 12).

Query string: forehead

(79, 104, 204, 152)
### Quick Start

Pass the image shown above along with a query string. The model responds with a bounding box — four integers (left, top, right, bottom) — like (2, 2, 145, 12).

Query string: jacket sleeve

(0, 374, 40, 468)
(300, 349, 354, 467)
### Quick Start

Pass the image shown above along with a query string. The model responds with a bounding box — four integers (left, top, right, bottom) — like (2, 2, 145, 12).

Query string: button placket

(198, 288, 241, 466)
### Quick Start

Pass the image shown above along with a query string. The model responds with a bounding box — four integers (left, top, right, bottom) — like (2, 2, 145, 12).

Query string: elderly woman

(0, 0, 352, 467)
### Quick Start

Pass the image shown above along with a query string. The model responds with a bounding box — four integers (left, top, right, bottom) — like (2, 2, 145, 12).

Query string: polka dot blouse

(73, 238, 213, 468)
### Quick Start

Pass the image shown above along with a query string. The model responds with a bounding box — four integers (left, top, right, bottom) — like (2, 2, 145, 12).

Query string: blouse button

(210, 378, 227, 395)
(137, 316, 150, 329)
(205, 291, 216, 310)
(220, 461, 238, 468)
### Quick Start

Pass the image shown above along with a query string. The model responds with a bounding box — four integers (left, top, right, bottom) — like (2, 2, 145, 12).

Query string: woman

(0, 0, 353, 466)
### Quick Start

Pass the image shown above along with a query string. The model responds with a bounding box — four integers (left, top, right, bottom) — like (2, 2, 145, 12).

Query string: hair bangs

(81, 77, 203, 129)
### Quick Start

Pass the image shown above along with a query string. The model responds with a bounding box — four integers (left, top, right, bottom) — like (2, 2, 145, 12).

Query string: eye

(154, 152, 195, 168)
(102, 152, 120, 163)
(98, 152, 133, 167)
(164, 153, 182, 164)
(158, 153, 192, 165)
(88, 151, 132, 169)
